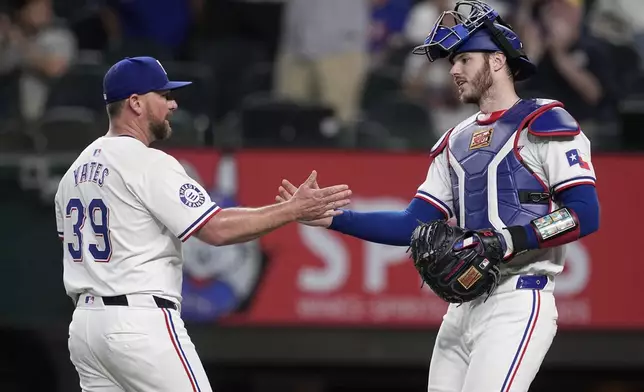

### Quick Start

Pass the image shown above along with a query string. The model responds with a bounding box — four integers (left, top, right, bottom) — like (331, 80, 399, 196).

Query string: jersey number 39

(65, 198, 112, 262)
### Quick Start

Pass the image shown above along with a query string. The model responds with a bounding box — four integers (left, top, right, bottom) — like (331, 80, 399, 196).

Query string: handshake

(274, 170, 351, 227)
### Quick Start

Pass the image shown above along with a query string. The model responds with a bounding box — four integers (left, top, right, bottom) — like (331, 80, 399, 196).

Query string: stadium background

(1, 0, 643, 391)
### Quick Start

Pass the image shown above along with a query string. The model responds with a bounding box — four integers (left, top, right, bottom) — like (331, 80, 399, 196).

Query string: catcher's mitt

(408, 220, 503, 304)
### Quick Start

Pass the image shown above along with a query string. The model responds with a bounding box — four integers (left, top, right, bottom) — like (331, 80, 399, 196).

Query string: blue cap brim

(160, 81, 192, 92)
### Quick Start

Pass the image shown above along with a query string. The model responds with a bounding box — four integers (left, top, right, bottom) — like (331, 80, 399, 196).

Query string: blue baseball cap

(102, 56, 192, 103)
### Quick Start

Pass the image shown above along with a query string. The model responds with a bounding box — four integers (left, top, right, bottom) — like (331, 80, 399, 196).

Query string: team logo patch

(566, 148, 591, 170)
(457, 266, 483, 289)
(179, 183, 206, 208)
(469, 128, 494, 150)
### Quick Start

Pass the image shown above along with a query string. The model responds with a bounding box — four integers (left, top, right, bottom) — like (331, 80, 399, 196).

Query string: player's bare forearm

(214, 222, 274, 245)
(195, 203, 297, 246)
(196, 174, 352, 246)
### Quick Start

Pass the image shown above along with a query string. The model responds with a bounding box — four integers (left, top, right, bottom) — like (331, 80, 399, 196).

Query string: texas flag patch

(566, 149, 590, 170)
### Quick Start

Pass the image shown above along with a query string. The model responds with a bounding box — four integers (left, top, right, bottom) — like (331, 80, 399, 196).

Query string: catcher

(276, 1, 601, 391)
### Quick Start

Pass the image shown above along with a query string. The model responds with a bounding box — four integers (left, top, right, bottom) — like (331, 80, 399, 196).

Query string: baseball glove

(408, 220, 504, 304)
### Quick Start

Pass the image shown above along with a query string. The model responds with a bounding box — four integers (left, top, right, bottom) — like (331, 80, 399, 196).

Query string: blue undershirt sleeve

(518, 184, 600, 250)
(328, 197, 447, 246)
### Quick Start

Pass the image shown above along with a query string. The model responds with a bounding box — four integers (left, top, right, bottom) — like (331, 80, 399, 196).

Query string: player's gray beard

(149, 118, 171, 141)
(461, 61, 493, 105)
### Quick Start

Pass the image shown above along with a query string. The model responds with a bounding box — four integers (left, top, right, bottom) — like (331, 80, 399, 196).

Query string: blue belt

(516, 275, 548, 290)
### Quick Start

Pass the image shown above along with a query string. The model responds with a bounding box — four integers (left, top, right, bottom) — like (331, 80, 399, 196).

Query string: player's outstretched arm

(276, 178, 446, 247)
(275, 142, 454, 246)
(195, 171, 351, 246)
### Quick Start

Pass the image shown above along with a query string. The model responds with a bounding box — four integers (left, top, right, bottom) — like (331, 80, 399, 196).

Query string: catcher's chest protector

(448, 100, 549, 230)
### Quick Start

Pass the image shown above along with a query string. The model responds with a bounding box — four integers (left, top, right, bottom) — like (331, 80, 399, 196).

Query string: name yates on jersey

(73, 161, 110, 187)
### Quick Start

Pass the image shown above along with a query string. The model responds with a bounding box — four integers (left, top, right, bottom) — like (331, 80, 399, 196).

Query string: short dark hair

(106, 100, 125, 119)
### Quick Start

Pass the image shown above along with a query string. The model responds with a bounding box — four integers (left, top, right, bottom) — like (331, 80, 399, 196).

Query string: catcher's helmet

(411, 0, 536, 81)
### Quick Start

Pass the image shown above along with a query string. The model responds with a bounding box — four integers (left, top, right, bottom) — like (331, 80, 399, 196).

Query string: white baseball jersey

(54, 136, 220, 303)
(415, 102, 596, 277)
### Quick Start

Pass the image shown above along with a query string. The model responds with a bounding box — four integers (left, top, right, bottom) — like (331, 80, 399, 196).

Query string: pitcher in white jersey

(275, 1, 601, 391)
(54, 56, 352, 392)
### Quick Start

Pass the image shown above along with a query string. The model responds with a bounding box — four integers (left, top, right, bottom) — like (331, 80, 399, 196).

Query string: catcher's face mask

(411, 0, 536, 81)
(411, 0, 498, 62)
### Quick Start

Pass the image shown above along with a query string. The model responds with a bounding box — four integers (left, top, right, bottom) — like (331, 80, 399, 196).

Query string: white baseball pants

(427, 274, 558, 392)
(68, 294, 212, 392)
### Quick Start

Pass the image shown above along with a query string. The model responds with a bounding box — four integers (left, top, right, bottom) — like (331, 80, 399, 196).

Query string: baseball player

(276, 1, 600, 391)
(54, 56, 352, 392)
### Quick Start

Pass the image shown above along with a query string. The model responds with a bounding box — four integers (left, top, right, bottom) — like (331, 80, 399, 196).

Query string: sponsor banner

(170, 149, 643, 329)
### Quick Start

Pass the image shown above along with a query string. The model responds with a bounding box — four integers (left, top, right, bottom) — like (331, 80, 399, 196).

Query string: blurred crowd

(1, 0, 644, 153)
